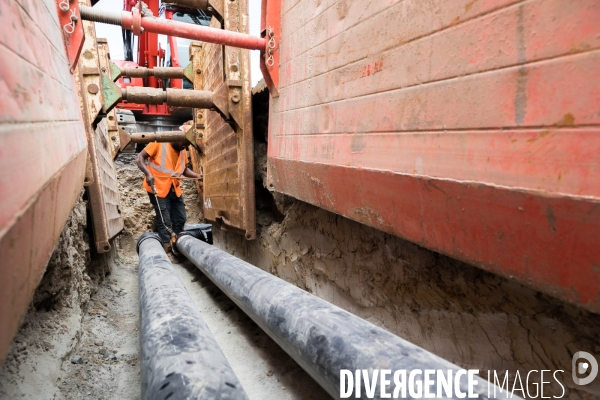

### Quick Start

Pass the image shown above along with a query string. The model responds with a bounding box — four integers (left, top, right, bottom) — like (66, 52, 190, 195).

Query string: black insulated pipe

(176, 236, 516, 400)
(137, 233, 249, 400)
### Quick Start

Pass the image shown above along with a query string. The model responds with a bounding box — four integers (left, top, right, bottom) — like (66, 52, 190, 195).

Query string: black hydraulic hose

(176, 235, 516, 400)
(137, 233, 249, 400)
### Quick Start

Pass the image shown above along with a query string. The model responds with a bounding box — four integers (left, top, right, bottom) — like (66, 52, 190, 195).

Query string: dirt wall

(0, 191, 115, 398)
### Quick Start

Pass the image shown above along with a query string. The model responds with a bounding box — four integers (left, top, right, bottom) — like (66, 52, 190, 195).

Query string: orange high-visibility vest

(142, 142, 187, 198)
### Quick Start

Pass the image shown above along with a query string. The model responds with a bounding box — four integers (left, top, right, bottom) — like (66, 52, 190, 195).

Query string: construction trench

(1, 0, 600, 399)
(0, 87, 599, 399)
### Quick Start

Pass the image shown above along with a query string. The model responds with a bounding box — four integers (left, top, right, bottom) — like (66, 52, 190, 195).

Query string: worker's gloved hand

(146, 174, 155, 188)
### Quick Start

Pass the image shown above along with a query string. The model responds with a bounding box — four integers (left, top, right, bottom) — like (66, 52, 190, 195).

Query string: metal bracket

(109, 60, 122, 81)
(207, 0, 224, 21)
(132, 4, 144, 36)
(212, 83, 230, 120)
(190, 42, 206, 154)
(260, 0, 280, 96)
(185, 129, 201, 151)
(183, 63, 195, 83)
(118, 128, 132, 153)
(56, 0, 85, 73)
(101, 70, 123, 114)
(79, 20, 104, 123)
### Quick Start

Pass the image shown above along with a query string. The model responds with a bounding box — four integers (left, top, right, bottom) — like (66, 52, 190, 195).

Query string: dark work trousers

(147, 186, 187, 243)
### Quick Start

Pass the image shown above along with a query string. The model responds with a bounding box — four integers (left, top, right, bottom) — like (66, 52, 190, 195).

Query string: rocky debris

(31, 190, 110, 313)
(70, 356, 83, 365)
(54, 256, 141, 400)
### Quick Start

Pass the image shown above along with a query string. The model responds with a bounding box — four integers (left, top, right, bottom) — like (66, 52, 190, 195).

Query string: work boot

(162, 241, 181, 263)
(170, 245, 186, 264)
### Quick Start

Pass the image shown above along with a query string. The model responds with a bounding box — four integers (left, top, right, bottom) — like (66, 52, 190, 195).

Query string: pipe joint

(136, 232, 161, 254)
(121, 67, 187, 79)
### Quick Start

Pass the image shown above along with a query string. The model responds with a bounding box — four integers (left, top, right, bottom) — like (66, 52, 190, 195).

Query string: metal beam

(129, 131, 186, 144)
(121, 87, 214, 109)
(119, 66, 188, 80)
(79, 5, 266, 51)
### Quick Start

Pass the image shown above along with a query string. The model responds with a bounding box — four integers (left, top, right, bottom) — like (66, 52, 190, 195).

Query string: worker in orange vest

(136, 140, 202, 254)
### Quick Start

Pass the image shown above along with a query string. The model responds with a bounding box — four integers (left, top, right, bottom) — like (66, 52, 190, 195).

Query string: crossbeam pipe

(80, 5, 266, 51)
(120, 67, 186, 79)
(121, 87, 214, 109)
(129, 131, 187, 144)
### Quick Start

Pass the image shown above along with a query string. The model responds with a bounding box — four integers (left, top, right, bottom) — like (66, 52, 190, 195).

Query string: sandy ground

(172, 260, 330, 399)
(52, 243, 331, 400)
(215, 191, 600, 399)
(0, 153, 331, 399)
(54, 251, 141, 400)
(0, 192, 116, 400)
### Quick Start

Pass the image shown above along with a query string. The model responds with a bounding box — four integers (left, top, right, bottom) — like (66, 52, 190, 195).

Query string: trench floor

(55, 248, 330, 400)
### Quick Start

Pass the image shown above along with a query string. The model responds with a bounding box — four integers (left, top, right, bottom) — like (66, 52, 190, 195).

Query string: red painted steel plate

(0, 0, 88, 361)
(267, 0, 600, 312)
(55, 0, 85, 72)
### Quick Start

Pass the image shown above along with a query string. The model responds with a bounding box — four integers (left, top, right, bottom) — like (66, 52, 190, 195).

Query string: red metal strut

(79, 5, 267, 51)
